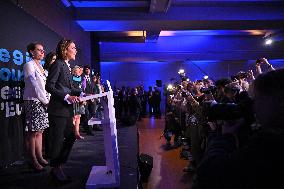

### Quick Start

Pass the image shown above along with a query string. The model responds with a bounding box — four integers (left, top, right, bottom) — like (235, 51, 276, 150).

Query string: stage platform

(0, 123, 138, 189)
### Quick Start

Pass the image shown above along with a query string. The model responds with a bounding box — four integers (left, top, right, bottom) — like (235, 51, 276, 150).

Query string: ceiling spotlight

(203, 75, 209, 79)
(178, 69, 185, 75)
(265, 38, 273, 45)
(263, 33, 273, 45)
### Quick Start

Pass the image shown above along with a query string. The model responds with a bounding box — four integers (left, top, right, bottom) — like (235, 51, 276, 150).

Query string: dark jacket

(46, 59, 81, 117)
(72, 75, 82, 91)
(192, 128, 284, 189)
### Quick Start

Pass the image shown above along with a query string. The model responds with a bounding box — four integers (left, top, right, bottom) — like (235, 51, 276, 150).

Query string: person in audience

(192, 68, 284, 189)
(46, 39, 81, 183)
(23, 42, 49, 172)
(153, 86, 162, 119)
(128, 87, 142, 124)
(118, 86, 127, 118)
(113, 86, 120, 119)
(148, 86, 154, 116)
(138, 85, 147, 118)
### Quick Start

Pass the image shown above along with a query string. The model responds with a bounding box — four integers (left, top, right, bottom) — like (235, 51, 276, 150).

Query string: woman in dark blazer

(46, 39, 81, 183)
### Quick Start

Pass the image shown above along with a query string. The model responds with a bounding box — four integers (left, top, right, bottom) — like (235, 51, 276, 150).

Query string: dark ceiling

(61, 0, 284, 62)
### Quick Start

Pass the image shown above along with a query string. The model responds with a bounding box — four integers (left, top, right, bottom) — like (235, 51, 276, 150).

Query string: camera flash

(167, 84, 173, 90)
(178, 69, 185, 74)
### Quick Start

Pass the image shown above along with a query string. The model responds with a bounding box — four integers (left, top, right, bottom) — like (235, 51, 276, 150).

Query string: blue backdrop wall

(101, 59, 284, 89)
(0, 0, 62, 166)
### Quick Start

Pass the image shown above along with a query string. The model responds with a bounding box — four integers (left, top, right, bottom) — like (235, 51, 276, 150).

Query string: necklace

(33, 59, 44, 75)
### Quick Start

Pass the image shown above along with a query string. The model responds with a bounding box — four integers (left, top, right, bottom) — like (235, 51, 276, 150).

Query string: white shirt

(23, 60, 49, 105)
(66, 61, 71, 72)
(85, 75, 90, 82)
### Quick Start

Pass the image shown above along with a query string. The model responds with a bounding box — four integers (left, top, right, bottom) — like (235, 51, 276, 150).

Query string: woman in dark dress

(72, 65, 85, 140)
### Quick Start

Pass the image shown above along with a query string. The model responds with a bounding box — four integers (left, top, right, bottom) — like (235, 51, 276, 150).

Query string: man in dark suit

(46, 39, 81, 183)
(81, 65, 95, 135)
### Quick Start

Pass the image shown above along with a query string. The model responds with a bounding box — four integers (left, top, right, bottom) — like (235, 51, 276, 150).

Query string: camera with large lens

(231, 71, 248, 81)
(204, 102, 243, 121)
(256, 58, 262, 64)
(237, 71, 248, 79)
(200, 85, 216, 94)
(182, 91, 190, 97)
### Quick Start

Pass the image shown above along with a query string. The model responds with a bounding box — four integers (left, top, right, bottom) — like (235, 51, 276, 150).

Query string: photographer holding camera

(256, 58, 275, 76)
(192, 68, 284, 189)
(182, 81, 218, 172)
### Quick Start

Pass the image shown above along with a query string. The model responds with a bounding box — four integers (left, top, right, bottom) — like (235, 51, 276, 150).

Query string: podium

(80, 81, 120, 189)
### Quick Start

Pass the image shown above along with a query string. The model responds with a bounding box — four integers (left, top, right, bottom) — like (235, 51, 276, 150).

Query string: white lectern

(80, 81, 120, 189)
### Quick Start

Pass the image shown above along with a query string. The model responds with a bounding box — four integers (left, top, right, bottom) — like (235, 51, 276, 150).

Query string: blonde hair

(72, 66, 81, 75)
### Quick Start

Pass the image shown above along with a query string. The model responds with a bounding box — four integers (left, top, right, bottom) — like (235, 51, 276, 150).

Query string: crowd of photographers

(163, 58, 284, 188)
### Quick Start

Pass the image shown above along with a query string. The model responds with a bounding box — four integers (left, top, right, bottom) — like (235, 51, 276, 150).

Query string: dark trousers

(48, 115, 76, 167)
(81, 101, 95, 132)
(153, 102, 161, 117)
(43, 127, 50, 159)
(141, 101, 147, 116)
(116, 101, 123, 119)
